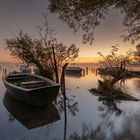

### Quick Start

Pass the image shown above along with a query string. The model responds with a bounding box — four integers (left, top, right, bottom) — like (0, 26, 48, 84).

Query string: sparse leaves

(49, 0, 140, 44)
(97, 46, 131, 69)
(36, 14, 79, 82)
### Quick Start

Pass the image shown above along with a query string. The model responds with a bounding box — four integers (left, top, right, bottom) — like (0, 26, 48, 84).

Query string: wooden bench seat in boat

(5, 74, 27, 80)
(6, 77, 27, 80)
(21, 81, 51, 89)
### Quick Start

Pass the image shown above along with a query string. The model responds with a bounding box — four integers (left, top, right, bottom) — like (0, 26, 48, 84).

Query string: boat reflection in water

(3, 92, 60, 129)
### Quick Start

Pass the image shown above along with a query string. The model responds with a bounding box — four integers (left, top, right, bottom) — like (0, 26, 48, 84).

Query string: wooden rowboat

(3, 73, 60, 106)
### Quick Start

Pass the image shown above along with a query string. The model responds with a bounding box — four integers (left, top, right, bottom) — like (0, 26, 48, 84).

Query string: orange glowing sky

(0, 0, 138, 63)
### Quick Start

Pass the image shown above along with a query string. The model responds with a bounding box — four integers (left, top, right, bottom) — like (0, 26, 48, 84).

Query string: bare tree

(98, 46, 131, 72)
(37, 14, 79, 83)
(92, 46, 134, 97)
(5, 15, 79, 83)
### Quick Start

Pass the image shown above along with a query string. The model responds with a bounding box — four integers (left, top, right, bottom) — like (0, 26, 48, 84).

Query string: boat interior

(5, 74, 51, 89)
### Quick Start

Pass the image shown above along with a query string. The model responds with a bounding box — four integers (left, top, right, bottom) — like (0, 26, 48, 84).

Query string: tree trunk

(54, 67, 59, 83)
(52, 46, 59, 83)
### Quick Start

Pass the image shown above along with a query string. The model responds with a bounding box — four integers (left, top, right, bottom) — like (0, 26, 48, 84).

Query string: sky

(0, 0, 138, 63)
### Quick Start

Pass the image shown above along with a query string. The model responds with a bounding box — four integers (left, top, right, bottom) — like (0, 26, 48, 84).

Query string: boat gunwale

(3, 74, 60, 92)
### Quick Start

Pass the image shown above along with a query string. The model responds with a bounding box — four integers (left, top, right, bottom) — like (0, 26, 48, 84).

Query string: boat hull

(3, 74, 60, 106)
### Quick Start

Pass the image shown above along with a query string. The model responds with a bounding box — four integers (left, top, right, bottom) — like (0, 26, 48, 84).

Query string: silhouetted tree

(6, 28, 79, 83)
(46, 39, 79, 83)
(49, 0, 140, 44)
(6, 31, 53, 79)
(37, 14, 79, 83)
(98, 46, 131, 73)
(90, 46, 136, 98)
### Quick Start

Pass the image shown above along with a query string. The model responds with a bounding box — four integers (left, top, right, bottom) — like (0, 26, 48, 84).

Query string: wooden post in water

(86, 67, 88, 75)
(83, 69, 85, 76)
(3, 69, 7, 76)
(60, 63, 69, 140)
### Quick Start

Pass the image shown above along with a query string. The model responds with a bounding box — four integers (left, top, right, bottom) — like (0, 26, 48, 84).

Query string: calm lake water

(0, 63, 140, 140)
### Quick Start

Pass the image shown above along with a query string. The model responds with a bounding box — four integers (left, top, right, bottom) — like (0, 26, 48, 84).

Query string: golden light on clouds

(0, 53, 15, 62)
(0, 54, 100, 64)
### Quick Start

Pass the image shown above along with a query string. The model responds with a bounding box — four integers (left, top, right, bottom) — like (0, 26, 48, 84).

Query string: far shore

(0, 61, 140, 71)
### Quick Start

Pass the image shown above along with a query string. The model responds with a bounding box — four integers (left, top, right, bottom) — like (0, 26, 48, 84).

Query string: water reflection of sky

(121, 78, 140, 99)
(0, 63, 140, 140)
